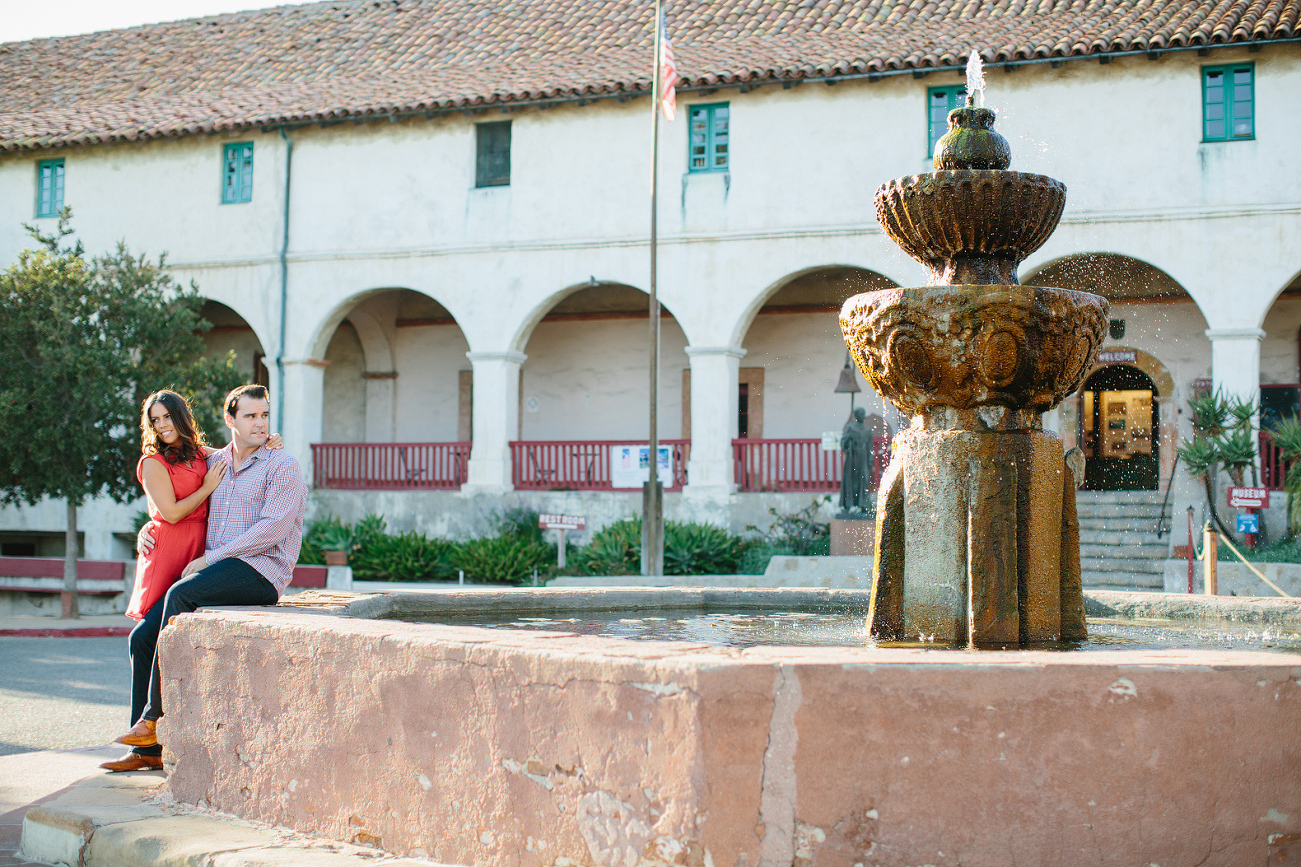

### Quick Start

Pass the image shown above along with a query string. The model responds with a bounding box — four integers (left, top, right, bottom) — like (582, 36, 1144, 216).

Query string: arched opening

(199, 300, 267, 385)
(1030, 253, 1205, 491)
(739, 266, 898, 439)
(520, 282, 687, 440)
(1256, 269, 1301, 489)
(1026, 253, 1191, 301)
(1080, 364, 1160, 491)
(318, 288, 471, 443)
(312, 288, 472, 490)
(510, 282, 689, 490)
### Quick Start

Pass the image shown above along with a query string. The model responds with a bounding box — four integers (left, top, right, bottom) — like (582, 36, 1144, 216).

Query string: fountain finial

(932, 51, 1009, 171)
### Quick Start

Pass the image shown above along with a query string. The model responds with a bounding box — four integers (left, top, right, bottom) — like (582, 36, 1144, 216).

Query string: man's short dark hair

(225, 384, 269, 418)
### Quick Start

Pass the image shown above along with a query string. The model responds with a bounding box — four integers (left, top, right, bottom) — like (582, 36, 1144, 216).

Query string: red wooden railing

(1260, 431, 1293, 491)
(311, 437, 897, 493)
(732, 437, 891, 493)
(311, 442, 471, 490)
(510, 440, 690, 491)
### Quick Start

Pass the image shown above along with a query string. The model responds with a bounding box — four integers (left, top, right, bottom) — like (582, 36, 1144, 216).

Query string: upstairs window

(476, 121, 511, 187)
(688, 103, 729, 171)
(222, 143, 254, 203)
(1203, 64, 1254, 141)
(927, 85, 966, 159)
(36, 159, 65, 217)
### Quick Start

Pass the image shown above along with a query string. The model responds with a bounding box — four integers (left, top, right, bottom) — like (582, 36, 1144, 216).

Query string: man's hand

(136, 522, 158, 557)
(181, 555, 208, 578)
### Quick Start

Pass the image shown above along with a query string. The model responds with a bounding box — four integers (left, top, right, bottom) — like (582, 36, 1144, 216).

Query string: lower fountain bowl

(153, 587, 1301, 866)
(839, 284, 1108, 418)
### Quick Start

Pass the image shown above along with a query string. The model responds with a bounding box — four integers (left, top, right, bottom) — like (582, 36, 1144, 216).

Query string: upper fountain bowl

(874, 170, 1066, 286)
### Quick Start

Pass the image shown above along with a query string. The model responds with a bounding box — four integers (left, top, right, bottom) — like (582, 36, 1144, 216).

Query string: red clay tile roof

(0, 0, 1297, 152)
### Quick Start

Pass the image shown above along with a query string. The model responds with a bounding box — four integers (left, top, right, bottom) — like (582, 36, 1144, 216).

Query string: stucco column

(463, 350, 526, 493)
(279, 358, 326, 484)
(683, 345, 746, 497)
(1206, 327, 1264, 403)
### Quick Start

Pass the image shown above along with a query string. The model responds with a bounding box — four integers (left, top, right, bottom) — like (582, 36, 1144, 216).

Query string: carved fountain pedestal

(841, 105, 1109, 645)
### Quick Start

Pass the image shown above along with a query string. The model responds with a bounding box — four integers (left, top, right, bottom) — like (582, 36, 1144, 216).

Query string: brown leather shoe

(100, 752, 163, 772)
(115, 718, 157, 747)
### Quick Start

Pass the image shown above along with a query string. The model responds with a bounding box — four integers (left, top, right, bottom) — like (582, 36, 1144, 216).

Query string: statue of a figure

(839, 407, 872, 514)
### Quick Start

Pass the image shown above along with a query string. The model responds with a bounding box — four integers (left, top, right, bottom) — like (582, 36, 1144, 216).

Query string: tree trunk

(62, 499, 79, 619)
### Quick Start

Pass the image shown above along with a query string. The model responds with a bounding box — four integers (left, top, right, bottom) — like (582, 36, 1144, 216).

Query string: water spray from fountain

(966, 49, 985, 107)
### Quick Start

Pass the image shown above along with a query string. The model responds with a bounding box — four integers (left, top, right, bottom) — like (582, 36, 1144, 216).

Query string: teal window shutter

(688, 103, 729, 172)
(476, 121, 511, 187)
(927, 85, 967, 159)
(222, 142, 254, 203)
(36, 159, 65, 218)
(1203, 64, 1254, 142)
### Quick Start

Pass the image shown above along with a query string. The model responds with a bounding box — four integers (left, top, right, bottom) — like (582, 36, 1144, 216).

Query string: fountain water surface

(840, 80, 1107, 646)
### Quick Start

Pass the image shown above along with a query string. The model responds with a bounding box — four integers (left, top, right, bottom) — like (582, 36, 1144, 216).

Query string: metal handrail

(1154, 452, 1180, 538)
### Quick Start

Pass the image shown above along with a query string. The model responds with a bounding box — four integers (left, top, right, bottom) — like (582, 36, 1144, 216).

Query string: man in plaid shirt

(116, 384, 307, 752)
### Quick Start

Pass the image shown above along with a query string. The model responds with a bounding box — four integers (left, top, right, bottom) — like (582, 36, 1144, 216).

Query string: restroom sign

(539, 513, 586, 531)
(1227, 487, 1269, 509)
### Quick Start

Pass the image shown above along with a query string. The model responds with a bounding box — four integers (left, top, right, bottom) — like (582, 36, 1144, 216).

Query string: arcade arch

(199, 300, 267, 385)
(317, 288, 471, 443)
(1030, 254, 1208, 490)
(1257, 269, 1301, 431)
(737, 266, 898, 439)
(518, 282, 688, 440)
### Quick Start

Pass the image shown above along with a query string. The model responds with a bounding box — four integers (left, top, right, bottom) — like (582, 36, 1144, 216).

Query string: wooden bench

(0, 556, 331, 593)
(0, 556, 127, 595)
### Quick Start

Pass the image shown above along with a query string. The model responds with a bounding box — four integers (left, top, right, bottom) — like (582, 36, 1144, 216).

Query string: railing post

(1203, 522, 1218, 596)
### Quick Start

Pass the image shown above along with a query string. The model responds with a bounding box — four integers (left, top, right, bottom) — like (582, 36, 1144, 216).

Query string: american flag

(658, 9, 678, 121)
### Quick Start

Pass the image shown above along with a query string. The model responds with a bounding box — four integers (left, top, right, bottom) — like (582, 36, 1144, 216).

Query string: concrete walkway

(8, 748, 458, 866)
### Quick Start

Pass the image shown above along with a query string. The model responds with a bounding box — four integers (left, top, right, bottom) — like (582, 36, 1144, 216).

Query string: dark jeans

(139, 558, 277, 725)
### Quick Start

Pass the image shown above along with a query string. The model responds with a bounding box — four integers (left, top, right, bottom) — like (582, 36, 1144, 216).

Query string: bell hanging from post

(835, 351, 862, 413)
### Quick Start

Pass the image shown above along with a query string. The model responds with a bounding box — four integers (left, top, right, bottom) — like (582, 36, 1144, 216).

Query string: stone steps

(1075, 491, 1171, 591)
(1082, 570, 1164, 589)
(1078, 528, 1165, 546)
(1080, 543, 1169, 562)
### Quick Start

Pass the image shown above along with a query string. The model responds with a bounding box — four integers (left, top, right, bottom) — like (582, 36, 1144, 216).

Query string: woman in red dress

(101, 389, 279, 773)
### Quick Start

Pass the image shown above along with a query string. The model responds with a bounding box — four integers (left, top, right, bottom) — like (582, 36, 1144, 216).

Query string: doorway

(1080, 365, 1159, 490)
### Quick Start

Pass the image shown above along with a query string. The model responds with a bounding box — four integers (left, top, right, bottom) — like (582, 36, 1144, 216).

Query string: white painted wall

(0, 42, 1298, 541)
(741, 310, 889, 438)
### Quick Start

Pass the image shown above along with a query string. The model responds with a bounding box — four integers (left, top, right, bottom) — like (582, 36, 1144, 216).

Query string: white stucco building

(1, 0, 1298, 571)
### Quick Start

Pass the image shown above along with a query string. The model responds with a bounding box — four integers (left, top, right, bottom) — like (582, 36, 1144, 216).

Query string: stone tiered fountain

(840, 71, 1108, 646)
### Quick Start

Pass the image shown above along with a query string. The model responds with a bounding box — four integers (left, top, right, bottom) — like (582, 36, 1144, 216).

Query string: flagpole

(643, 0, 664, 576)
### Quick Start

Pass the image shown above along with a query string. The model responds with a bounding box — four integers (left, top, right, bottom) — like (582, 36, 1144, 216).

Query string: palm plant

(1176, 388, 1255, 541)
(1269, 415, 1301, 535)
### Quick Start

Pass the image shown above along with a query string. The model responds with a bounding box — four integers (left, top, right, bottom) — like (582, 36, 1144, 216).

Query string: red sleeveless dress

(125, 453, 208, 620)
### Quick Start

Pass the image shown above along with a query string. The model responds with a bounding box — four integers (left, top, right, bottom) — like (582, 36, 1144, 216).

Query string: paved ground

(0, 635, 131, 757)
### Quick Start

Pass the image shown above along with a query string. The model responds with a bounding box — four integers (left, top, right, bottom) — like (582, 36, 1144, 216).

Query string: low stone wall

(157, 590, 1301, 867)
(1162, 558, 1301, 597)
(549, 555, 875, 589)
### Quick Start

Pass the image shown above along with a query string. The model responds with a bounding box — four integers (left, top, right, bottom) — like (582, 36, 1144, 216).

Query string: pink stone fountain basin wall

(157, 590, 1301, 867)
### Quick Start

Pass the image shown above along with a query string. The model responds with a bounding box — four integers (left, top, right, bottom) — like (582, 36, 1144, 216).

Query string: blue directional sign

(1237, 513, 1259, 534)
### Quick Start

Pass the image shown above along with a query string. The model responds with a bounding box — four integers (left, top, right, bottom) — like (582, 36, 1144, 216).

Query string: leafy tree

(0, 212, 245, 617)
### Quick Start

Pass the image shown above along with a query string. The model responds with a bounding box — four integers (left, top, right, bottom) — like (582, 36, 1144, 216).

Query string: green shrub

(568, 518, 642, 576)
(298, 514, 351, 565)
(664, 521, 747, 575)
(746, 498, 832, 555)
(450, 534, 553, 583)
(565, 517, 751, 576)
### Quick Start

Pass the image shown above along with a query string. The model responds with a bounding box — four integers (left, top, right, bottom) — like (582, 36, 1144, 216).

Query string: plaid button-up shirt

(205, 443, 307, 597)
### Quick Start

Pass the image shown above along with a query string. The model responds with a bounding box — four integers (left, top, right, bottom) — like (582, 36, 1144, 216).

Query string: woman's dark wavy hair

(140, 390, 207, 465)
